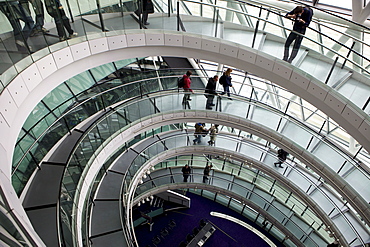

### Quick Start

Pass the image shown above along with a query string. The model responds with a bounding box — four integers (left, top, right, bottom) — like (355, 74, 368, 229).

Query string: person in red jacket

(182, 70, 193, 103)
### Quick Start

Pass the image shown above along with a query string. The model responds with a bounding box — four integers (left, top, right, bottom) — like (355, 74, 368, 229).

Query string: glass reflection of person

(283, 5, 313, 63)
(0, 0, 34, 52)
(20, 0, 49, 36)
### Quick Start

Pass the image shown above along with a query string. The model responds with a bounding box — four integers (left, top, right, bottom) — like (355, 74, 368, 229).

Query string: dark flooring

(135, 191, 283, 247)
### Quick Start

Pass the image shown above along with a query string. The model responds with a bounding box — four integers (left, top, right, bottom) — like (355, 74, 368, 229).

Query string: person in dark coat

(182, 164, 191, 182)
(220, 68, 233, 99)
(44, 0, 77, 41)
(274, 149, 289, 168)
(135, 0, 154, 26)
(283, 5, 313, 63)
(203, 164, 212, 183)
(205, 75, 218, 110)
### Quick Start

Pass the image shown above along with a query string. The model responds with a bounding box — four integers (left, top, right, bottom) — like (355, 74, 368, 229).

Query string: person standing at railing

(135, 0, 154, 26)
(193, 122, 207, 145)
(220, 68, 233, 100)
(205, 75, 218, 110)
(283, 5, 313, 63)
(182, 70, 193, 103)
(182, 164, 191, 182)
(208, 124, 219, 146)
(0, 0, 34, 52)
(203, 164, 212, 183)
(44, 0, 77, 41)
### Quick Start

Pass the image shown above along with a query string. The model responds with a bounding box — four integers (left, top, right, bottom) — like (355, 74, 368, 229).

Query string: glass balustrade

(133, 165, 329, 246)
(59, 113, 367, 246)
(49, 91, 367, 245)
(121, 133, 364, 245)
(12, 69, 368, 196)
(1, 0, 369, 88)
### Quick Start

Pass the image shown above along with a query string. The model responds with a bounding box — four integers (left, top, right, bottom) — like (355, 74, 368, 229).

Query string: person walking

(283, 5, 313, 63)
(182, 70, 193, 103)
(0, 0, 34, 52)
(44, 0, 78, 41)
(205, 75, 218, 110)
(193, 123, 207, 145)
(220, 68, 233, 100)
(20, 0, 49, 36)
(208, 124, 219, 146)
(203, 164, 212, 183)
(274, 148, 289, 168)
(182, 164, 191, 182)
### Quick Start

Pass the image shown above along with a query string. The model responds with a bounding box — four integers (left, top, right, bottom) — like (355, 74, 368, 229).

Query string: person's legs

(193, 134, 201, 144)
(283, 32, 297, 61)
(288, 35, 303, 63)
(221, 85, 226, 95)
(274, 158, 284, 167)
(27, 0, 46, 33)
(16, 3, 34, 41)
(183, 89, 191, 103)
(225, 86, 230, 97)
(142, 12, 149, 25)
(1, 4, 23, 40)
(59, 8, 76, 37)
(206, 95, 214, 109)
(48, 8, 67, 39)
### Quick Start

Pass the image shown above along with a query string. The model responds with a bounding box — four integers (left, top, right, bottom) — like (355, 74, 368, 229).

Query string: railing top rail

(181, 0, 370, 70)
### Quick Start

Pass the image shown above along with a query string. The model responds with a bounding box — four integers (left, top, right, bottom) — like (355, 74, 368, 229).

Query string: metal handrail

(180, 0, 370, 74)
(123, 144, 361, 246)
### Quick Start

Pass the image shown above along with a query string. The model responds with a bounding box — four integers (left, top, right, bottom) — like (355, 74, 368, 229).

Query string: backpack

(178, 77, 184, 88)
(219, 75, 226, 85)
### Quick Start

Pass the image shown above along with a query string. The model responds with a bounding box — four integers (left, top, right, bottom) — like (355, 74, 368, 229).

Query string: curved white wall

(0, 30, 368, 178)
(0, 30, 368, 246)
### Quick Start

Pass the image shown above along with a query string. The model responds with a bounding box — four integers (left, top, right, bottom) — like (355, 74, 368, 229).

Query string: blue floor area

(134, 191, 283, 247)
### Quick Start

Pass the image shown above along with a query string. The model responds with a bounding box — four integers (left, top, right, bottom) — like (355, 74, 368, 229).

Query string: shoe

(206, 107, 212, 110)
(274, 163, 277, 167)
(228, 98, 233, 100)
(144, 22, 150, 25)
(210, 103, 215, 106)
(68, 32, 78, 38)
(279, 165, 283, 168)
(59, 36, 67, 42)
(193, 141, 196, 145)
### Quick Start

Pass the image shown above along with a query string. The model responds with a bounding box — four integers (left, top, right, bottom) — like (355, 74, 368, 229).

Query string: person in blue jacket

(283, 5, 313, 63)
(220, 68, 233, 100)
